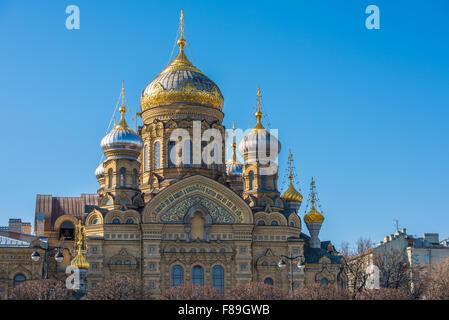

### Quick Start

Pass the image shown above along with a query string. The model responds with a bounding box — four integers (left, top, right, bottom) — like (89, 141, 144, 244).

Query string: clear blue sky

(0, 0, 448, 249)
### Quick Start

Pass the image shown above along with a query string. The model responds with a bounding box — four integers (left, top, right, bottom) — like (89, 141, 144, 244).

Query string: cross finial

(254, 87, 264, 129)
(180, 9, 184, 38)
(288, 149, 293, 181)
(311, 177, 316, 207)
(177, 9, 186, 51)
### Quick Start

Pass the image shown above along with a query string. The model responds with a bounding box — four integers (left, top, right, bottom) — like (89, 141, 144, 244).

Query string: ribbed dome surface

(141, 47, 223, 111)
(100, 127, 143, 154)
(95, 163, 105, 179)
(226, 162, 243, 176)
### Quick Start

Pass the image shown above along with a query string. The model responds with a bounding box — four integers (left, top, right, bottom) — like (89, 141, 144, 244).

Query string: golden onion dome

(304, 177, 324, 224)
(304, 205, 325, 224)
(141, 12, 223, 112)
(70, 249, 90, 270)
(281, 180, 303, 203)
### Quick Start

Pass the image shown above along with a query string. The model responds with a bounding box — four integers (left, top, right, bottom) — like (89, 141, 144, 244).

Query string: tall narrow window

(184, 140, 192, 167)
(192, 266, 204, 286)
(154, 141, 161, 169)
(249, 171, 254, 190)
(108, 169, 113, 188)
(120, 168, 126, 187)
(272, 176, 275, 190)
(168, 141, 176, 168)
(144, 144, 148, 171)
(212, 265, 224, 294)
(261, 175, 266, 189)
(132, 169, 138, 186)
(171, 265, 184, 287)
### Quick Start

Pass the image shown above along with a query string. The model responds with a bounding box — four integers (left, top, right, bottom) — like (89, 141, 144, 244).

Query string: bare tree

(288, 283, 349, 300)
(421, 257, 449, 300)
(86, 276, 153, 300)
(374, 249, 410, 290)
(356, 288, 411, 300)
(227, 282, 285, 300)
(162, 285, 222, 300)
(341, 237, 374, 298)
(11, 279, 73, 300)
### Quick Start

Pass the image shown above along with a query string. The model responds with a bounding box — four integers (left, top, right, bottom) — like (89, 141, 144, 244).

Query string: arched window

(108, 169, 113, 188)
(249, 171, 254, 190)
(124, 260, 131, 265)
(144, 144, 148, 171)
(168, 141, 176, 168)
(13, 274, 26, 288)
(321, 277, 329, 285)
(115, 260, 122, 265)
(212, 266, 224, 294)
(171, 265, 184, 287)
(154, 141, 161, 169)
(119, 168, 126, 187)
(192, 266, 204, 286)
(262, 261, 268, 266)
(264, 277, 274, 286)
(257, 220, 266, 226)
(60, 221, 75, 240)
(261, 175, 266, 189)
(112, 218, 120, 224)
(183, 140, 192, 167)
(271, 220, 279, 226)
(125, 219, 134, 224)
(132, 169, 138, 186)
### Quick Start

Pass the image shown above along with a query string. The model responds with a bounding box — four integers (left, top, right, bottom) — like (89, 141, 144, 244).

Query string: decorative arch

(54, 215, 79, 231)
(288, 213, 301, 229)
(86, 209, 104, 225)
(142, 175, 253, 224)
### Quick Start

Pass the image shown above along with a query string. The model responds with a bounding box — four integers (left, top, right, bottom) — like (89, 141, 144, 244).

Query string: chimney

(424, 233, 439, 245)
(36, 214, 45, 236)
(21, 223, 32, 235)
(8, 219, 22, 234)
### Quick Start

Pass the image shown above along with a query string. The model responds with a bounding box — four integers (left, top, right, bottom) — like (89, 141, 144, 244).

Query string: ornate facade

(1, 11, 344, 298)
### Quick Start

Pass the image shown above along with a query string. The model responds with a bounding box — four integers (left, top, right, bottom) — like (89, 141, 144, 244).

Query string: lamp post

(278, 254, 305, 293)
(31, 245, 64, 279)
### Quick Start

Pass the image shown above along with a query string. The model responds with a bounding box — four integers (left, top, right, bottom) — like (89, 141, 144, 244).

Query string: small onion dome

(238, 89, 281, 161)
(304, 205, 325, 224)
(100, 105, 143, 158)
(226, 161, 243, 176)
(95, 163, 105, 180)
(70, 249, 89, 270)
(281, 180, 303, 203)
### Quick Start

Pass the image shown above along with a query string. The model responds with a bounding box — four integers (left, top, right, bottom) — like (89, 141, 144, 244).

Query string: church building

(3, 11, 344, 298)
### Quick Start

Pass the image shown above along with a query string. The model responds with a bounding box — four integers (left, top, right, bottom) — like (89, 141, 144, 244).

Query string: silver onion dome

(100, 126, 143, 154)
(95, 163, 105, 180)
(226, 162, 243, 176)
(238, 129, 281, 160)
(100, 102, 143, 157)
(238, 88, 281, 160)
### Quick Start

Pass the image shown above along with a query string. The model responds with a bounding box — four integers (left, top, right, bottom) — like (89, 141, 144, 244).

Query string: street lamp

(30, 245, 64, 279)
(278, 254, 305, 293)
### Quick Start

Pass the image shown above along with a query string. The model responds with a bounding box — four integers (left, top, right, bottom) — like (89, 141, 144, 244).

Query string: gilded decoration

(160, 194, 236, 223)
(141, 80, 223, 111)
(155, 183, 243, 222)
